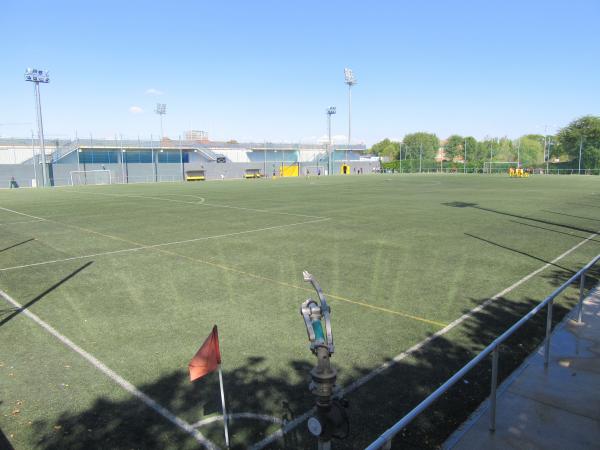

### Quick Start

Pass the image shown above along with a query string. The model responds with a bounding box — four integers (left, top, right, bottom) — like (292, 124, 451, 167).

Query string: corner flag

(188, 325, 230, 447)
(189, 325, 221, 382)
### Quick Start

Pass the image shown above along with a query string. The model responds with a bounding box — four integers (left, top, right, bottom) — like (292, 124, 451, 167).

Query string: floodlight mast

(24, 68, 49, 187)
(326, 107, 336, 175)
(155, 103, 167, 139)
(344, 68, 356, 163)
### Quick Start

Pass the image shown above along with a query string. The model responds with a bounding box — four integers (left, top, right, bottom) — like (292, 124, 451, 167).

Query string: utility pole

(155, 103, 166, 139)
(578, 135, 583, 174)
(464, 138, 467, 174)
(489, 139, 493, 174)
(326, 107, 336, 176)
(344, 68, 356, 163)
(24, 68, 49, 187)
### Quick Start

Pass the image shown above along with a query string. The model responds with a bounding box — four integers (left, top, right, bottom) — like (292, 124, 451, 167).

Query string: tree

(557, 115, 600, 169)
(463, 136, 479, 164)
(369, 138, 401, 159)
(444, 135, 464, 161)
(402, 132, 439, 160)
(515, 136, 545, 166)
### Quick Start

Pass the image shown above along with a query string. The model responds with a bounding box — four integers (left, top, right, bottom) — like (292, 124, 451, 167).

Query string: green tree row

(369, 115, 600, 169)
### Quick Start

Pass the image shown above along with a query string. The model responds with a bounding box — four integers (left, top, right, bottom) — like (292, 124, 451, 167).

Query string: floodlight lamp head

(326, 106, 336, 115)
(344, 68, 356, 85)
(155, 103, 166, 115)
(24, 68, 49, 83)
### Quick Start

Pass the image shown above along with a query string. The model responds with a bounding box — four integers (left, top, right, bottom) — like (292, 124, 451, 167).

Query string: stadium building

(0, 137, 375, 187)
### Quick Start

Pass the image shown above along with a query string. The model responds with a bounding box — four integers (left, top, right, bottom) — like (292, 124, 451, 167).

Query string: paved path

(445, 287, 600, 450)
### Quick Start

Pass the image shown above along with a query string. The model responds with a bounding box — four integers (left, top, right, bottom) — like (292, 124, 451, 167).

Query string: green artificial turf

(1, 174, 599, 449)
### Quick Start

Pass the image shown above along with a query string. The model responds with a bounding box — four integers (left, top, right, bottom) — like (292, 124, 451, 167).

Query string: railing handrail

(366, 253, 600, 450)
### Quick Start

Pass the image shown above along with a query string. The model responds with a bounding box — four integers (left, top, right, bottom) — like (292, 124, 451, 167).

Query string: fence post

(577, 272, 586, 323)
(489, 345, 499, 432)
(544, 300, 553, 367)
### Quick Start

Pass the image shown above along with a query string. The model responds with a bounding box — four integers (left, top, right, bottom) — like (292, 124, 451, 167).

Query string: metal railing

(366, 253, 600, 450)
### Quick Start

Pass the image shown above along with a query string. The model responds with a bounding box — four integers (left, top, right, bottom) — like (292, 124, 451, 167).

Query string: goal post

(70, 169, 113, 186)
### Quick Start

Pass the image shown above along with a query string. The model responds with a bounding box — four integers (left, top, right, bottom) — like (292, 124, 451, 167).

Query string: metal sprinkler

(300, 271, 349, 450)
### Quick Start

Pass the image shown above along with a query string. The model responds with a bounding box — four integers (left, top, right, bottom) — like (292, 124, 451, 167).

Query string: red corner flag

(189, 325, 221, 382)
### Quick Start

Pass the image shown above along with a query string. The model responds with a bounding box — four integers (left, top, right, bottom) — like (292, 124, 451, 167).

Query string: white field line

(192, 412, 284, 428)
(0, 217, 330, 272)
(0, 219, 44, 226)
(64, 190, 327, 220)
(0, 288, 219, 450)
(68, 191, 206, 205)
(0, 206, 46, 222)
(250, 229, 600, 449)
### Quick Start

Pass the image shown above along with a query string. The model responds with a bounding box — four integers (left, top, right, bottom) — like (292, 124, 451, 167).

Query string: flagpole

(218, 364, 230, 448)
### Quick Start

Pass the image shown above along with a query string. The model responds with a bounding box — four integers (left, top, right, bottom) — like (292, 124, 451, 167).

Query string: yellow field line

(0, 205, 446, 328)
(150, 246, 447, 328)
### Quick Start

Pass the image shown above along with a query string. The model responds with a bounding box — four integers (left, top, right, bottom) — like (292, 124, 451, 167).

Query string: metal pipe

(31, 130, 38, 187)
(179, 135, 184, 182)
(544, 300, 553, 367)
(464, 138, 467, 174)
(34, 83, 48, 187)
(578, 136, 583, 174)
(577, 271, 586, 323)
(489, 346, 499, 432)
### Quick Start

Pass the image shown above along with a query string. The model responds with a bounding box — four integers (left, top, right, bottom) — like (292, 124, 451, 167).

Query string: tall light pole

(344, 68, 356, 162)
(24, 68, 49, 187)
(489, 138, 494, 174)
(578, 135, 584, 174)
(155, 103, 166, 139)
(326, 106, 336, 175)
(464, 138, 467, 173)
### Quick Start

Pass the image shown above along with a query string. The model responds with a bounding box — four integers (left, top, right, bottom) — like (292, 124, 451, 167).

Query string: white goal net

(70, 170, 113, 186)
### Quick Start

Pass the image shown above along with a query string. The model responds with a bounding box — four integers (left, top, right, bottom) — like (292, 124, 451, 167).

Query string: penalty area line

(63, 190, 327, 220)
(250, 229, 600, 449)
(0, 217, 330, 272)
(0, 288, 219, 450)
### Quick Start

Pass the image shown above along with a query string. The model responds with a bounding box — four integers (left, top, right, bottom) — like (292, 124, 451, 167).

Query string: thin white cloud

(129, 106, 143, 114)
(145, 88, 164, 96)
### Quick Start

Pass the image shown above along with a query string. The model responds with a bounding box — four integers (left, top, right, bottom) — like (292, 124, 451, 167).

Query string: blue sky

(1, 0, 599, 145)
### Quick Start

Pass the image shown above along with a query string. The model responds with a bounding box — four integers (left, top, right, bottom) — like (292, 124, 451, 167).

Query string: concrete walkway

(445, 287, 600, 450)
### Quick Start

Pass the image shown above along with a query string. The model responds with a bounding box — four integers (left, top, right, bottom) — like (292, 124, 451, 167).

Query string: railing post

(544, 299, 554, 367)
(577, 271, 586, 323)
(489, 345, 499, 432)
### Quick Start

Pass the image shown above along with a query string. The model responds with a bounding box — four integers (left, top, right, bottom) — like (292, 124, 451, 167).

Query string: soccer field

(1, 174, 599, 449)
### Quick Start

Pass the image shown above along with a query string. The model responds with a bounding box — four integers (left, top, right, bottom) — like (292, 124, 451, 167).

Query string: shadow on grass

(541, 209, 600, 223)
(442, 201, 599, 235)
(0, 238, 35, 254)
(464, 233, 574, 273)
(22, 266, 600, 449)
(0, 261, 93, 328)
(509, 220, 600, 243)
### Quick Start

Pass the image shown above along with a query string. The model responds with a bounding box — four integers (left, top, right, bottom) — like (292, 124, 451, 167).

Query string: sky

(1, 0, 599, 145)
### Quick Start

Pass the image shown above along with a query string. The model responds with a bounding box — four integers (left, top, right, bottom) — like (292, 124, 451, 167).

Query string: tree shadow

(331, 292, 581, 449)
(9, 263, 599, 450)
(27, 355, 315, 450)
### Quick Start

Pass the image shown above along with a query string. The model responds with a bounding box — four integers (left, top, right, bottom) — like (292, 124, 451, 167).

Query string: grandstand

(0, 137, 371, 187)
